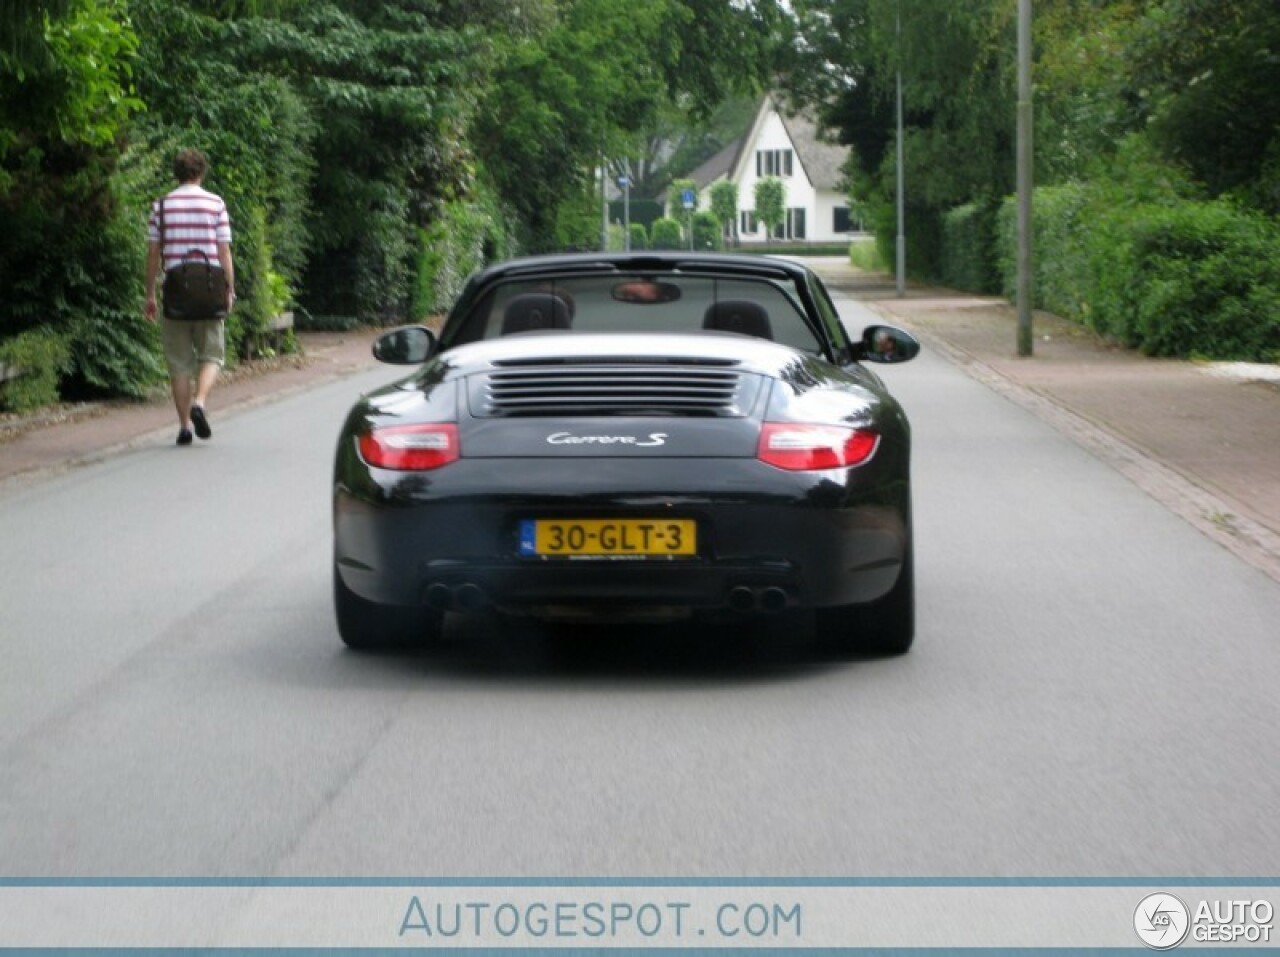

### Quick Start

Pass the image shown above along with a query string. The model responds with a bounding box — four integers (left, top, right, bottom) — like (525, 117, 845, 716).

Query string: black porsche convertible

(333, 252, 919, 654)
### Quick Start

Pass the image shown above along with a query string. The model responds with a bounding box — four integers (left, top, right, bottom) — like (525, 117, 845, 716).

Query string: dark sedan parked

(333, 252, 919, 653)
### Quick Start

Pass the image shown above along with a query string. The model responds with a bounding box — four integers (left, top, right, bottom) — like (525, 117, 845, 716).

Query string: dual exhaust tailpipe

(426, 582, 788, 614)
(425, 582, 488, 612)
(728, 585, 789, 614)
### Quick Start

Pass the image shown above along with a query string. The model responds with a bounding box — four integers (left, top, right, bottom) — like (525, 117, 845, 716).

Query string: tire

(815, 543, 914, 656)
(333, 567, 442, 652)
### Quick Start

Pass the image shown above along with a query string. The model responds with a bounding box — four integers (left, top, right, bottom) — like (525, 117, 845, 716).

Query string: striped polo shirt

(147, 184, 232, 272)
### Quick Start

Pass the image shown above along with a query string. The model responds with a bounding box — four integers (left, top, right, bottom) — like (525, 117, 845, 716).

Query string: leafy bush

(1090, 199, 1280, 359)
(0, 328, 72, 412)
(994, 169, 1280, 360)
(941, 200, 1000, 293)
(628, 223, 648, 251)
(650, 217, 683, 250)
(996, 184, 1092, 320)
(692, 211, 722, 251)
(0, 168, 165, 401)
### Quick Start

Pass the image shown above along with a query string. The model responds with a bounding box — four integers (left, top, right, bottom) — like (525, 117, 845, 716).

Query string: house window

(740, 210, 758, 234)
(754, 149, 794, 178)
(770, 208, 807, 241)
(833, 206, 852, 233)
(789, 207, 807, 240)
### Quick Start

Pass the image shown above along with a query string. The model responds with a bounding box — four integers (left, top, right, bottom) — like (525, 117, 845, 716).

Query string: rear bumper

(334, 457, 910, 615)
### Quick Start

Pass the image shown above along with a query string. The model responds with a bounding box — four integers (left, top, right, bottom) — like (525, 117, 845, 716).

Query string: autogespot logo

(1135, 893, 1191, 950)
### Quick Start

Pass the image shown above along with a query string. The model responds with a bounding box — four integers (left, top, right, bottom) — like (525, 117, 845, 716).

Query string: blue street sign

(681, 189, 696, 209)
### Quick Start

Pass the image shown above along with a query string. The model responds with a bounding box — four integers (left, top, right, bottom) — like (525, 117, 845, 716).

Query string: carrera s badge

(546, 431, 668, 447)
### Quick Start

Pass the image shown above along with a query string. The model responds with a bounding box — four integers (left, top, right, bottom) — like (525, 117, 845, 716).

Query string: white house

(681, 95, 857, 245)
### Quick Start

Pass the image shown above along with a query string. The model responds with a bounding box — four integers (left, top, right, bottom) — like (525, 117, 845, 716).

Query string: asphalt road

(1, 293, 1278, 879)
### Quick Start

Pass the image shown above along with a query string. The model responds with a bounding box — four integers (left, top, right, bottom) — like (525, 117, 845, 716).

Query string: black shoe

(190, 405, 212, 440)
(177, 428, 193, 446)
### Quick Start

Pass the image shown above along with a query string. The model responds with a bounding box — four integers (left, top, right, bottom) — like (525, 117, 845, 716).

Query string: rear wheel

(333, 567, 442, 652)
(815, 544, 914, 656)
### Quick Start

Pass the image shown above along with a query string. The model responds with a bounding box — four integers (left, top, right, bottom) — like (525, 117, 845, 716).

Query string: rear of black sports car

(333, 254, 916, 654)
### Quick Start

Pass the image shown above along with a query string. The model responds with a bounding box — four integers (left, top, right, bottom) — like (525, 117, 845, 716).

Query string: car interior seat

(702, 300, 773, 340)
(501, 293, 573, 335)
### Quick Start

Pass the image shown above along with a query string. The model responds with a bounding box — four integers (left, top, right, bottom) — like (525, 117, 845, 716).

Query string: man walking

(144, 148, 235, 445)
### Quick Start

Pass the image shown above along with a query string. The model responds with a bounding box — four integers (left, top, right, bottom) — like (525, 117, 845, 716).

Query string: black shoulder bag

(159, 198, 230, 321)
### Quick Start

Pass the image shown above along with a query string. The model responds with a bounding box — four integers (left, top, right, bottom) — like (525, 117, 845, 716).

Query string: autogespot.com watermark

(1135, 892, 1275, 949)
(397, 894, 802, 944)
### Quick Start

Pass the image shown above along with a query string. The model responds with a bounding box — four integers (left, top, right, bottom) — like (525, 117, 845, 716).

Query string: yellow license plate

(519, 519, 697, 557)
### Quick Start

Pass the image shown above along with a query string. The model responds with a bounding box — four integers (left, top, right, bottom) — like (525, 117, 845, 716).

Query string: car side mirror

(373, 326, 438, 365)
(857, 324, 920, 364)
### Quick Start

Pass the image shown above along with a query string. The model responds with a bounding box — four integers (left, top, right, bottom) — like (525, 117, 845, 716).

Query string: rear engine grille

(474, 363, 752, 417)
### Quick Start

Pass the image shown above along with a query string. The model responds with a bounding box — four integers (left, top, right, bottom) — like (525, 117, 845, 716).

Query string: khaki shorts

(162, 318, 225, 378)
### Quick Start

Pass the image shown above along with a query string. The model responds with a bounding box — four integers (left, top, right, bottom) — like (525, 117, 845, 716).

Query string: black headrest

(501, 293, 572, 335)
(702, 300, 773, 340)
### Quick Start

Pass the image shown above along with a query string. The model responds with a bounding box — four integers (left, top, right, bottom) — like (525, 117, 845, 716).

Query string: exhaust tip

(454, 583, 488, 611)
(425, 583, 454, 610)
(728, 586, 757, 612)
(759, 587, 789, 613)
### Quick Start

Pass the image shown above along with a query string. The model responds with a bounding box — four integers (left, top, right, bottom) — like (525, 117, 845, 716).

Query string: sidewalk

(808, 257, 1280, 584)
(0, 329, 383, 487)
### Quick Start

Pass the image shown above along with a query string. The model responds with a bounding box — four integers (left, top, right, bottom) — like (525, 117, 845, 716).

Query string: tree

(475, 0, 784, 252)
(0, 0, 75, 72)
(754, 176, 785, 239)
(709, 180, 738, 244)
(1128, 0, 1280, 211)
(0, 0, 156, 397)
(780, 0, 1017, 272)
(217, 1, 486, 320)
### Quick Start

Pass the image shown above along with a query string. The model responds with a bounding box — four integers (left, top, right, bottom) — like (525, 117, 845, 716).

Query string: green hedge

(1089, 199, 1280, 359)
(996, 184, 1091, 322)
(941, 200, 1001, 294)
(993, 187, 1280, 361)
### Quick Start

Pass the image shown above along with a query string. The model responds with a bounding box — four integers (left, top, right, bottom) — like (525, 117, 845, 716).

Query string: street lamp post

(1016, 0, 1034, 355)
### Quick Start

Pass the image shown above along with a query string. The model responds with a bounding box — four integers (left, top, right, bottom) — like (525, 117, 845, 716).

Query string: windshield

(446, 272, 825, 355)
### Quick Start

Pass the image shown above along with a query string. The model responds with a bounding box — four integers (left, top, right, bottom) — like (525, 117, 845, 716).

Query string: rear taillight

(757, 423, 879, 471)
(358, 424, 460, 470)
